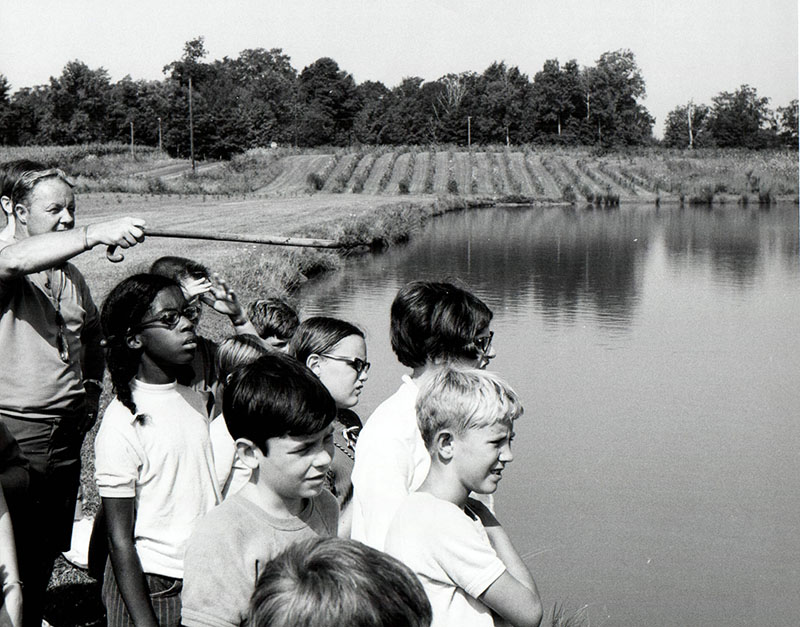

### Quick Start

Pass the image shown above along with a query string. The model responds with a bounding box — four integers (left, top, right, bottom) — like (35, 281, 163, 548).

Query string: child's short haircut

(248, 537, 432, 627)
(150, 256, 210, 282)
(416, 366, 523, 450)
(246, 298, 299, 340)
(223, 352, 335, 452)
(215, 334, 269, 382)
(390, 281, 493, 368)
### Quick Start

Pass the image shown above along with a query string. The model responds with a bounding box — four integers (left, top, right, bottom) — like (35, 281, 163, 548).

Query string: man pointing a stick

(0, 166, 144, 626)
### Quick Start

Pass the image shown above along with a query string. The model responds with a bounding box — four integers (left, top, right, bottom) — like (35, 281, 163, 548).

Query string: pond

(298, 203, 800, 626)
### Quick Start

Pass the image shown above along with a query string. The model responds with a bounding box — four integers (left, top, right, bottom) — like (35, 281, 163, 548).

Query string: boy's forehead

(279, 424, 333, 443)
(476, 421, 513, 436)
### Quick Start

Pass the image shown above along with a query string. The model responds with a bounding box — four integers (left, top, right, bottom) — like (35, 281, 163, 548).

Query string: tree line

(0, 37, 795, 159)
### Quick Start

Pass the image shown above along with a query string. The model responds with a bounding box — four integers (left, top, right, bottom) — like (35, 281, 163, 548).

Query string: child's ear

(306, 354, 321, 375)
(434, 430, 455, 460)
(235, 438, 265, 470)
(0, 196, 12, 215)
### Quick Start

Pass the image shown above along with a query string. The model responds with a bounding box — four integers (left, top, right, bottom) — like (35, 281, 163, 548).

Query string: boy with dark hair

(246, 297, 299, 353)
(351, 280, 496, 550)
(385, 367, 542, 627)
(181, 352, 339, 627)
(249, 537, 432, 627)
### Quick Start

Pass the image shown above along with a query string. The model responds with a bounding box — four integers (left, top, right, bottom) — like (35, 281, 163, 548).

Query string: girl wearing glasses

(290, 316, 370, 536)
(94, 274, 220, 627)
(350, 280, 495, 551)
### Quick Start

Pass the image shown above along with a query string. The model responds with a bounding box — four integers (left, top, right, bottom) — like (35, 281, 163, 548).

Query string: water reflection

(299, 203, 800, 626)
(318, 204, 797, 328)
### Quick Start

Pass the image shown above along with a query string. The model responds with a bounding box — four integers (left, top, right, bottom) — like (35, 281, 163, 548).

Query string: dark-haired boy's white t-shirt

(385, 491, 506, 627)
(181, 490, 339, 627)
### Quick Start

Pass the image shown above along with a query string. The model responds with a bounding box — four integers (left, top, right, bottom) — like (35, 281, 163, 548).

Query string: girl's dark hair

(289, 317, 364, 365)
(390, 281, 493, 368)
(223, 352, 336, 452)
(101, 273, 182, 416)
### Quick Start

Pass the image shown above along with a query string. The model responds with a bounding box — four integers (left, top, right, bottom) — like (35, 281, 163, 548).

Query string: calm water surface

(299, 204, 800, 626)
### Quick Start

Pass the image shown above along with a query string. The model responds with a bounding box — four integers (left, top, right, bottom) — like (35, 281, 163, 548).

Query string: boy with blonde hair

(385, 367, 542, 627)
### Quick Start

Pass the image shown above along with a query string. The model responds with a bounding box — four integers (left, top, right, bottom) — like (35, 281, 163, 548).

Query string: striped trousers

(102, 559, 183, 627)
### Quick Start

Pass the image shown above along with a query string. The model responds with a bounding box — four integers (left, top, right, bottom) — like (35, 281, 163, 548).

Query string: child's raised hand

(203, 273, 247, 325)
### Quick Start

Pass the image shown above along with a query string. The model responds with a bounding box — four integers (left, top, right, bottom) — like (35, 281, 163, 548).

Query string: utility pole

(687, 100, 694, 150)
(467, 116, 472, 148)
(129, 121, 134, 157)
(157, 117, 163, 152)
(189, 77, 196, 173)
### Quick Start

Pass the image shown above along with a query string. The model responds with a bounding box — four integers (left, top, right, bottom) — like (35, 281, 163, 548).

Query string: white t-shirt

(209, 413, 251, 499)
(385, 492, 506, 627)
(94, 379, 221, 578)
(350, 375, 430, 549)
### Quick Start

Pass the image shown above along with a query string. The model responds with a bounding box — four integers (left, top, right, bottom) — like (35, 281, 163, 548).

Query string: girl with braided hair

(94, 273, 220, 627)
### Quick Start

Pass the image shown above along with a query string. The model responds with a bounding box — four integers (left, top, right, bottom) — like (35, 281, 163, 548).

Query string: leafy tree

(48, 60, 113, 143)
(581, 49, 653, 145)
(531, 59, 582, 142)
(707, 85, 775, 148)
(776, 99, 798, 147)
(353, 80, 392, 144)
(663, 102, 711, 148)
(226, 48, 297, 146)
(472, 62, 531, 144)
(297, 57, 360, 146)
(430, 72, 475, 143)
(0, 75, 13, 144)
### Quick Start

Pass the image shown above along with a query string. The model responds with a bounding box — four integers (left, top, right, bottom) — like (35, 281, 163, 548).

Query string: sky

(1, 0, 797, 137)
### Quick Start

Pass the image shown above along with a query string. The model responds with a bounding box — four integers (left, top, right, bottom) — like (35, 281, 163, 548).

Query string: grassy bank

(3, 143, 797, 205)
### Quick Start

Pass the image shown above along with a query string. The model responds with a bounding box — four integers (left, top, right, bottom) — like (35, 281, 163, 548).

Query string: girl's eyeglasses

(320, 353, 371, 376)
(474, 331, 494, 354)
(137, 305, 201, 330)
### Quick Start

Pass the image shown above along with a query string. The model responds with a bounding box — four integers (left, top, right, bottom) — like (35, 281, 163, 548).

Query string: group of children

(0, 160, 541, 627)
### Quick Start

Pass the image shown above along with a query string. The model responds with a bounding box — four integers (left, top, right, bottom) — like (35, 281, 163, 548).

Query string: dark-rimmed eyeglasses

(474, 331, 494, 354)
(320, 353, 371, 376)
(137, 305, 200, 330)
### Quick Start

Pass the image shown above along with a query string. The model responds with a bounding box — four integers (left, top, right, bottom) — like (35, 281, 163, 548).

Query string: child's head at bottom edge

(248, 537, 432, 627)
(223, 352, 337, 500)
(416, 366, 524, 495)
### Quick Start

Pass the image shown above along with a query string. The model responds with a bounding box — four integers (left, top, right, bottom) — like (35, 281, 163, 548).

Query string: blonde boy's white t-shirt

(385, 491, 506, 627)
(94, 379, 221, 578)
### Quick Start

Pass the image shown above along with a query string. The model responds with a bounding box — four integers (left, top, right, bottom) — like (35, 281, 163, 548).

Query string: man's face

(16, 178, 76, 236)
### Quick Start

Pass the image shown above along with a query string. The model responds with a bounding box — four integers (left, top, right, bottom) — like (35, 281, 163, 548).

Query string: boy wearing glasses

(181, 353, 339, 627)
(351, 280, 495, 551)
